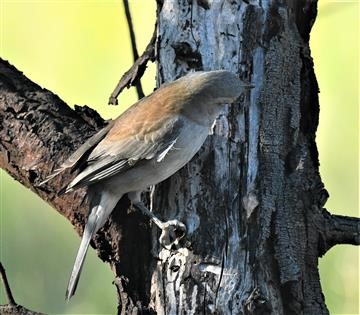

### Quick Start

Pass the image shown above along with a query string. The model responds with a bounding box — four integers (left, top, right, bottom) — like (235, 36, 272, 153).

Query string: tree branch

(0, 58, 153, 312)
(0, 262, 44, 315)
(0, 262, 16, 305)
(122, 0, 145, 100)
(0, 58, 101, 228)
(318, 209, 360, 255)
(108, 22, 156, 105)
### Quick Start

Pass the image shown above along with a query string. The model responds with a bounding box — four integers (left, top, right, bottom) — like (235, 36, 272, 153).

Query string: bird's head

(183, 70, 245, 104)
(170, 70, 251, 125)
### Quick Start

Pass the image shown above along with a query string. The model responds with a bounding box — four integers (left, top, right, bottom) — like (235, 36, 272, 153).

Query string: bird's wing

(38, 122, 114, 186)
(65, 116, 183, 192)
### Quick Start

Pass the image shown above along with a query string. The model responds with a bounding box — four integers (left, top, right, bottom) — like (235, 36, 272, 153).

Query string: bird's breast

(147, 121, 209, 183)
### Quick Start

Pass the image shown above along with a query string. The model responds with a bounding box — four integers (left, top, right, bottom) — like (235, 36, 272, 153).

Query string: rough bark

(0, 58, 153, 313)
(0, 0, 359, 314)
(149, 0, 359, 314)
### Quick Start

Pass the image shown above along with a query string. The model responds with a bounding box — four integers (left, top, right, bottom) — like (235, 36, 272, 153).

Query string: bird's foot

(132, 201, 186, 249)
(158, 219, 186, 249)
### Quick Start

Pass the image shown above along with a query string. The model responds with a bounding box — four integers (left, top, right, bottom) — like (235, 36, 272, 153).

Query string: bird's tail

(65, 212, 98, 300)
(65, 190, 119, 300)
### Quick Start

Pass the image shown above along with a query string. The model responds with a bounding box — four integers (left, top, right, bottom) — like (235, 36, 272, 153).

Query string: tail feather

(65, 190, 120, 300)
(65, 215, 97, 300)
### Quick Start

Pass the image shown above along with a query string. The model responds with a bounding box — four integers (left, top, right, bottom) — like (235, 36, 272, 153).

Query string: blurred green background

(0, 0, 358, 314)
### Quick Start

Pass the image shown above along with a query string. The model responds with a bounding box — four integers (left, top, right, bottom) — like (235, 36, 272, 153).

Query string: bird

(39, 70, 248, 300)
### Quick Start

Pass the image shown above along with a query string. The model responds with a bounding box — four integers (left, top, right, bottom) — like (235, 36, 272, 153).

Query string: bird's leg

(132, 201, 164, 229)
(132, 201, 186, 249)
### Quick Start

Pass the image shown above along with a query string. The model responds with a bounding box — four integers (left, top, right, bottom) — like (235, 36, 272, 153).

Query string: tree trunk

(0, 0, 358, 314)
(149, 0, 324, 313)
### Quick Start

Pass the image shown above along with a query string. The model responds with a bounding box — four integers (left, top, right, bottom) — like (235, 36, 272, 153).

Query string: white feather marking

(89, 160, 128, 181)
(157, 139, 177, 162)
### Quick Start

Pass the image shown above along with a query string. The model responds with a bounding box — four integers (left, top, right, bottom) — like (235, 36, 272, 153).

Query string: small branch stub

(319, 209, 360, 255)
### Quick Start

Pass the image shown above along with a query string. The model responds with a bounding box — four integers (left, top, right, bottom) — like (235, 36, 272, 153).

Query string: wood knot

(171, 42, 203, 70)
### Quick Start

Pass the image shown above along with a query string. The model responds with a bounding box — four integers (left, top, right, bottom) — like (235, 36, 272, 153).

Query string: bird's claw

(158, 219, 186, 249)
(131, 201, 186, 249)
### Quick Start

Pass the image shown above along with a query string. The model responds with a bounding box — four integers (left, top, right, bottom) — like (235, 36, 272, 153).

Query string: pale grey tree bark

(0, 0, 358, 314)
(150, 0, 330, 314)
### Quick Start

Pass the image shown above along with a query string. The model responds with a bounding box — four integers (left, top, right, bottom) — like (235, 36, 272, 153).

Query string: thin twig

(108, 24, 156, 105)
(122, 0, 144, 100)
(0, 262, 16, 305)
(123, 0, 139, 61)
(0, 263, 44, 314)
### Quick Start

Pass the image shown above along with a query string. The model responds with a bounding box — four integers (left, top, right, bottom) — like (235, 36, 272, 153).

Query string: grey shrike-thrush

(40, 70, 247, 300)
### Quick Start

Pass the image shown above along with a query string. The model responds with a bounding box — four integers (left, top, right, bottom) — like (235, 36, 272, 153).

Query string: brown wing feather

(38, 122, 113, 186)
(64, 116, 183, 192)
(41, 77, 187, 190)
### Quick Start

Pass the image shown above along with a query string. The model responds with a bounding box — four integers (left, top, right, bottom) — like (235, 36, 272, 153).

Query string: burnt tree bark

(0, 0, 358, 314)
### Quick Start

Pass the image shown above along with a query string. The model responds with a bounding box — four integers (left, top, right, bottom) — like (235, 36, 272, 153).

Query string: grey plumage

(65, 118, 183, 192)
(40, 70, 248, 300)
